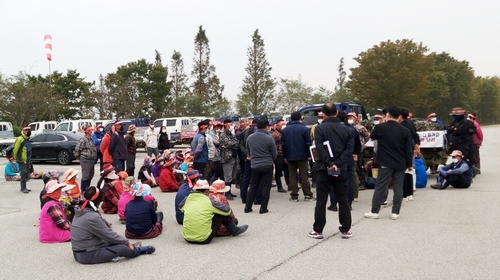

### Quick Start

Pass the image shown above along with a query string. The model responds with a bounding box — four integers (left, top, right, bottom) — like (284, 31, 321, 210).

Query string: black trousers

(186, 214, 234, 244)
(274, 155, 290, 189)
(193, 162, 207, 179)
(314, 170, 351, 233)
(403, 173, 413, 198)
(443, 174, 470, 189)
(246, 165, 273, 211)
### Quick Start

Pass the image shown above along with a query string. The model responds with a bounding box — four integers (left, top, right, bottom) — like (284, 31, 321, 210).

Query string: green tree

(190, 26, 229, 117)
(236, 29, 276, 115)
(475, 76, 500, 124)
(169, 50, 189, 116)
(333, 57, 354, 102)
(0, 72, 52, 125)
(311, 86, 333, 104)
(275, 76, 314, 114)
(348, 39, 434, 113)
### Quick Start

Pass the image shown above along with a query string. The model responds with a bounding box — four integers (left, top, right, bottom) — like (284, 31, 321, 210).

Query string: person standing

(309, 112, 324, 190)
(271, 119, 289, 193)
(109, 121, 127, 172)
(364, 106, 413, 220)
(74, 126, 98, 193)
(158, 126, 170, 155)
(239, 119, 257, 204)
(13, 126, 33, 194)
(192, 121, 210, 178)
(447, 107, 473, 160)
(282, 112, 314, 202)
(92, 124, 105, 172)
(125, 125, 137, 177)
(308, 103, 354, 239)
(144, 122, 159, 158)
(219, 119, 239, 200)
(245, 119, 277, 214)
(467, 113, 483, 175)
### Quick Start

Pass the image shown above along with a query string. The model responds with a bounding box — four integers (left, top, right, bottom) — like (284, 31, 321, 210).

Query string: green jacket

(13, 135, 30, 164)
(180, 192, 231, 242)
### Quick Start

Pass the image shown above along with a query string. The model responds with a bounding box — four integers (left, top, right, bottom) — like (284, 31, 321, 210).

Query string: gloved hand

(439, 169, 447, 177)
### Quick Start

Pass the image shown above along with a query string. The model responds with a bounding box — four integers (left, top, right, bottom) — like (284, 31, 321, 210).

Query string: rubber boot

(156, 211, 164, 223)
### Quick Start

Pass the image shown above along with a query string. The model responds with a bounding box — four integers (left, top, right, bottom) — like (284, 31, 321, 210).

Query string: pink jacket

(118, 192, 155, 219)
(39, 200, 71, 243)
(472, 121, 483, 145)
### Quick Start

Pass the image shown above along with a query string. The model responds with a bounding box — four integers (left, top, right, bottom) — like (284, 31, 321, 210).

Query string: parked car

(29, 131, 84, 165)
(54, 119, 96, 132)
(103, 118, 150, 149)
(29, 121, 58, 137)
(0, 121, 16, 157)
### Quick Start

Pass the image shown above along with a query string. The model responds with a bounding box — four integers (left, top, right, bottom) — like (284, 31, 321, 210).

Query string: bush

(13, 125, 21, 137)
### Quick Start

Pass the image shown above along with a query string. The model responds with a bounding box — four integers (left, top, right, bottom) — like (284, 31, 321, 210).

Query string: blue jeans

(113, 159, 125, 173)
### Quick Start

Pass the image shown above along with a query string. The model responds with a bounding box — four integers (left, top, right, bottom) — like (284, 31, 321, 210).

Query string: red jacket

(158, 168, 179, 192)
(100, 132, 113, 163)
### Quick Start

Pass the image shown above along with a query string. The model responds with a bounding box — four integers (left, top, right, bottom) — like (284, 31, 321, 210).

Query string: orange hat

(117, 171, 128, 179)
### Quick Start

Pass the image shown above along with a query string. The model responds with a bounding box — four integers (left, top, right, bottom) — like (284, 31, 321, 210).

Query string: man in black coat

(364, 106, 413, 220)
(447, 107, 473, 160)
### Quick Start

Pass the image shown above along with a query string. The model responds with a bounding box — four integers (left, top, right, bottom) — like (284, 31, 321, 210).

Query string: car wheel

(0, 148, 6, 157)
(57, 150, 72, 165)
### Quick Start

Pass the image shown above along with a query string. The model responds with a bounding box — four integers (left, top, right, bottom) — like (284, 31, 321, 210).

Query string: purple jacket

(151, 163, 162, 178)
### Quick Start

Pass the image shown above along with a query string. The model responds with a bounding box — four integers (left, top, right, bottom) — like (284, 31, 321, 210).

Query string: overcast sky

(1, 0, 498, 103)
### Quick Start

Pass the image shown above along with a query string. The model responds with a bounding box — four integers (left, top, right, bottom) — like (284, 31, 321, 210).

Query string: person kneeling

(71, 186, 155, 264)
(430, 150, 472, 190)
(180, 180, 248, 244)
(125, 182, 163, 239)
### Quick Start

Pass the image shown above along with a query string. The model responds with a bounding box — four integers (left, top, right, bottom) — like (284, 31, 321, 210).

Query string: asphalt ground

(0, 127, 498, 279)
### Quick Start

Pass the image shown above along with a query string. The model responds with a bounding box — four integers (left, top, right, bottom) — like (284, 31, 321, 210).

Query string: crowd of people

(5, 103, 485, 264)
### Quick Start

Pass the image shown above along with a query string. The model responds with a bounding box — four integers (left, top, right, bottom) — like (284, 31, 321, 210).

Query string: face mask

(451, 158, 459, 163)
(317, 119, 323, 124)
(347, 120, 354, 125)
(161, 130, 166, 133)
(374, 121, 380, 125)
(430, 117, 437, 122)
(216, 129, 222, 133)
(99, 128, 104, 132)
(453, 115, 464, 122)
(150, 126, 154, 129)
(467, 118, 472, 121)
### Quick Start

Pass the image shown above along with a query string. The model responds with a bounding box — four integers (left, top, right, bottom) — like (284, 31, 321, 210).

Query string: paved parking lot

(1, 128, 499, 279)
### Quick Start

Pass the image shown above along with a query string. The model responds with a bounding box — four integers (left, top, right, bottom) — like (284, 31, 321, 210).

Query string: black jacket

(401, 119, 420, 148)
(158, 132, 170, 150)
(314, 117, 354, 171)
(370, 120, 413, 171)
(447, 117, 473, 157)
(108, 131, 128, 160)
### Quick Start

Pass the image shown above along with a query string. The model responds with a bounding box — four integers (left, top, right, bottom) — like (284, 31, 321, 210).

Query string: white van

(54, 119, 96, 132)
(29, 121, 58, 137)
(153, 117, 197, 146)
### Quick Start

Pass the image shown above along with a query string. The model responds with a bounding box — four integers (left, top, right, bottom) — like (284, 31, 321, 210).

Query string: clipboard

(310, 141, 333, 163)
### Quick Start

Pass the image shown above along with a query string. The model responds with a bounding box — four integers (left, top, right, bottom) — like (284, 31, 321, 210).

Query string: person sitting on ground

(179, 181, 248, 244)
(175, 170, 201, 224)
(138, 156, 157, 187)
(59, 183, 81, 222)
(5, 157, 21, 181)
(96, 163, 114, 189)
(70, 186, 155, 264)
(62, 168, 81, 200)
(101, 171, 120, 214)
(180, 155, 194, 172)
(430, 150, 472, 190)
(162, 149, 172, 159)
(40, 170, 63, 208)
(125, 182, 164, 239)
(29, 161, 44, 179)
(150, 156, 164, 182)
(158, 158, 179, 192)
(114, 171, 128, 195)
(118, 177, 157, 224)
(39, 180, 72, 243)
(209, 179, 239, 236)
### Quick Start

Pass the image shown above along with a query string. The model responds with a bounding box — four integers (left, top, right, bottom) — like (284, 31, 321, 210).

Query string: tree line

(1, 31, 499, 127)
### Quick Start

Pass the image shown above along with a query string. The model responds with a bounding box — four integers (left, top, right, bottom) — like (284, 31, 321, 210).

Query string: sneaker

(289, 197, 299, 202)
(353, 198, 358, 202)
(408, 195, 413, 201)
(403, 197, 409, 202)
(327, 206, 338, 212)
(304, 195, 315, 201)
(391, 213, 399, 220)
(430, 184, 441, 189)
(232, 224, 248, 236)
(364, 212, 380, 219)
(307, 231, 323, 239)
(381, 201, 388, 207)
(341, 231, 353, 239)
(138, 246, 156, 254)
